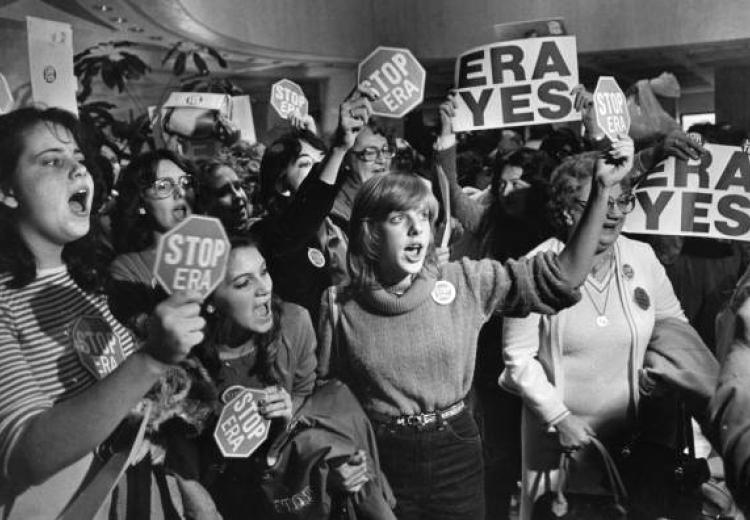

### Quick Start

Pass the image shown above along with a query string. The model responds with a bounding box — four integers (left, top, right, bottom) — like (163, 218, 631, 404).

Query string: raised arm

(435, 94, 487, 234)
(557, 137, 635, 287)
(264, 88, 375, 252)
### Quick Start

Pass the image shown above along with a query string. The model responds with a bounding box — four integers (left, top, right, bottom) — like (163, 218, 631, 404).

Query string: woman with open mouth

(107, 150, 198, 340)
(0, 107, 205, 518)
(317, 135, 634, 520)
(175, 233, 375, 519)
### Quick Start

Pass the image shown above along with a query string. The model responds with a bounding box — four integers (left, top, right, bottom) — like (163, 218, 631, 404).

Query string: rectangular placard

(452, 35, 581, 132)
(623, 144, 750, 242)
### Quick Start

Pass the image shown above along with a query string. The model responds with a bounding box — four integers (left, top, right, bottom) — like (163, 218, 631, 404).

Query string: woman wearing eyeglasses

(500, 151, 689, 520)
(108, 149, 198, 339)
(319, 121, 395, 288)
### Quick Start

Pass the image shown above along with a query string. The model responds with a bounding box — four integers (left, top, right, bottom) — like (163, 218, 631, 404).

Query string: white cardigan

(500, 235, 687, 427)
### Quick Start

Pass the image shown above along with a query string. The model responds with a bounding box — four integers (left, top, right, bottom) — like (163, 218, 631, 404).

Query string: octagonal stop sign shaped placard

(593, 76, 630, 142)
(270, 79, 308, 119)
(358, 46, 425, 118)
(214, 388, 270, 458)
(153, 215, 230, 299)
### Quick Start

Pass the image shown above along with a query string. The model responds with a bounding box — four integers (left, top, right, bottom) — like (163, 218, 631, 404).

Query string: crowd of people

(2, 72, 750, 520)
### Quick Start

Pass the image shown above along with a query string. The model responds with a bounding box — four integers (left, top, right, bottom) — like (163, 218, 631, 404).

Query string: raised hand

(660, 129, 705, 161)
(289, 112, 318, 135)
(595, 135, 635, 188)
(143, 290, 205, 365)
(570, 84, 603, 140)
(439, 92, 458, 137)
(335, 87, 376, 150)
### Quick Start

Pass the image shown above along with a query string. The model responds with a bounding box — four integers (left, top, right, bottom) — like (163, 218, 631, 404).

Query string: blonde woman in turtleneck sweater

(317, 138, 633, 520)
(502, 151, 690, 520)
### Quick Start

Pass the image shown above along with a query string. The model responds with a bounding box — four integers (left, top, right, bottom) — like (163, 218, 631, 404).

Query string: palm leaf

(162, 42, 181, 66)
(193, 53, 208, 75)
(206, 46, 227, 68)
(173, 52, 187, 75)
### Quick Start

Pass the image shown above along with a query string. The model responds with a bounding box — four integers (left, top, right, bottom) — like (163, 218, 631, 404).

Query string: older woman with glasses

(108, 149, 198, 338)
(501, 151, 690, 520)
(317, 119, 395, 288)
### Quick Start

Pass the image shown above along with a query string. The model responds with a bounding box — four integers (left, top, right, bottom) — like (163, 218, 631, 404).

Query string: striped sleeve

(0, 303, 52, 481)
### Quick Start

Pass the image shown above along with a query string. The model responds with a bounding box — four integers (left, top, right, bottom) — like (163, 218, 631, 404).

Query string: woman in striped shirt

(0, 107, 204, 519)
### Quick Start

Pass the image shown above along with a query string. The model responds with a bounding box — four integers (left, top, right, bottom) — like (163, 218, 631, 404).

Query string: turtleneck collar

(357, 268, 437, 316)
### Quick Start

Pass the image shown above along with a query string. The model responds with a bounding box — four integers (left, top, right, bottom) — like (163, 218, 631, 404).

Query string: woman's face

(204, 165, 250, 230)
(377, 204, 432, 284)
(212, 245, 274, 334)
(568, 181, 632, 253)
(142, 159, 194, 233)
(2, 122, 94, 249)
(498, 165, 531, 217)
(349, 127, 391, 182)
(281, 140, 324, 194)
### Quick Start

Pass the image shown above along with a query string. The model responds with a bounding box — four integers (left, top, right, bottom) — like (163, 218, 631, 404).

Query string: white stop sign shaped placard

(153, 215, 230, 299)
(358, 46, 425, 118)
(593, 76, 630, 142)
(270, 79, 308, 119)
(214, 388, 270, 458)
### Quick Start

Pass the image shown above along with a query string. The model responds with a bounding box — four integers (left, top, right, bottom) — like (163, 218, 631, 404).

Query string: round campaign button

(308, 247, 325, 268)
(431, 280, 456, 305)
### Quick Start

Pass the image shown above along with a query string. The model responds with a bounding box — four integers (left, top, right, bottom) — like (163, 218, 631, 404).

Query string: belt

(374, 400, 466, 429)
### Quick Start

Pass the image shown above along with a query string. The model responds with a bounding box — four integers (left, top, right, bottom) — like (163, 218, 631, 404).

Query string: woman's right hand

(143, 290, 205, 365)
(334, 87, 375, 150)
(331, 450, 370, 494)
(439, 92, 458, 137)
(556, 414, 595, 452)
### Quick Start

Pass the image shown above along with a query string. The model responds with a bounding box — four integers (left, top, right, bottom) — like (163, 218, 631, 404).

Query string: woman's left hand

(289, 113, 317, 135)
(331, 450, 370, 494)
(594, 135, 635, 189)
(259, 386, 293, 422)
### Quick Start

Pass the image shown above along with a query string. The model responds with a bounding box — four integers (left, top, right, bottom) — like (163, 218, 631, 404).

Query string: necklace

(583, 256, 614, 327)
(583, 276, 613, 327)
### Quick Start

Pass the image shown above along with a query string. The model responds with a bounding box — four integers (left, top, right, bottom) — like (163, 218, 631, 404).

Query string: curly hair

(110, 149, 196, 254)
(0, 106, 109, 291)
(193, 233, 284, 387)
(346, 172, 439, 295)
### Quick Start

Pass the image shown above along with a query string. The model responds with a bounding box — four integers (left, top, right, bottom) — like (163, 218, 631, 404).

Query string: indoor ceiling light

(128, 26, 144, 33)
(92, 4, 112, 11)
(110, 16, 127, 24)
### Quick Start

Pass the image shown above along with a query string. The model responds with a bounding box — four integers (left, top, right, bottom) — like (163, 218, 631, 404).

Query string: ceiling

(3, 0, 750, 110)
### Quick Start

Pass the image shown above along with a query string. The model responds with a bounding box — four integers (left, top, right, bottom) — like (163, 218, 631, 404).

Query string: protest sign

(623, 143, 750, 242)
(452, 36, 580, 132)
(358, 46, 425, 118)
(593, 76, 630, 141)
(214, 388, 270, 458)
(270, 79, 308, 119)
(153, 215, 230, 298)
(0, 73, 13, 114)
(27, 17, 77, 114)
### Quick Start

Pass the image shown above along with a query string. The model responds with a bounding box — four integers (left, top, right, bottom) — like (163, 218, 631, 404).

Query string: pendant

(596, 315, 609, 327)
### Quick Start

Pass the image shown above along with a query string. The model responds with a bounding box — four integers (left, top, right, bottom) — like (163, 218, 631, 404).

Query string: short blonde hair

(347, 172, 439, 294)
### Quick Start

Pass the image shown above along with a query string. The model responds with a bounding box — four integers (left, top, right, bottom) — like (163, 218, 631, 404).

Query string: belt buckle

(406, 414, 425, 427)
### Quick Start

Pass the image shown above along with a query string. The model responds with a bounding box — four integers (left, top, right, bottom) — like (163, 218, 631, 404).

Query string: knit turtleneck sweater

(318, 251, 580, 418)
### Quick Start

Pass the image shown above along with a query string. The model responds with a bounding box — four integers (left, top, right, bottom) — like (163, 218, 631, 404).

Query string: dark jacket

(710, 337, 750, 513)
(262, 380, 396, 520)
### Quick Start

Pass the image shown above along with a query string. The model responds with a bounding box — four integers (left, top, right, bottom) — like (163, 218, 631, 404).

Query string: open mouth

(253, 300, 272, 321)
(172, 204, 188, 221)
(403, 243, 424, 263)
(68, 188, 90, 216)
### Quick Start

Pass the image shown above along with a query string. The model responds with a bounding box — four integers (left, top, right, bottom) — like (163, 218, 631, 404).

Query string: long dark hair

(479, 148, 556, 260)
(110, 149, 195, 254)
(0, 107, 108, 290)
(192, 233, 284, 387)
(259, 129, 326, 212)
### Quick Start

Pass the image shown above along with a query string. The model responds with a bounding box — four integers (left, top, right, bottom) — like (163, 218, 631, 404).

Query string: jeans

(374, 407, 485, 520)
